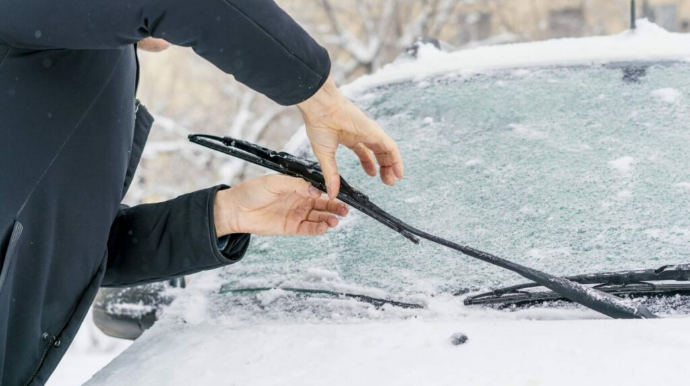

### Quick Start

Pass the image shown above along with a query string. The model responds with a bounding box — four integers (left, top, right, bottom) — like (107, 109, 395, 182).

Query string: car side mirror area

(92, 277, 185, 340)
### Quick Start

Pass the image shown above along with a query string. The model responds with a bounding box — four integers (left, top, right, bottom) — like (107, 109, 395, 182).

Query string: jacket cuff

(206, 185, 251, 264)
(278, 55, 332, 106)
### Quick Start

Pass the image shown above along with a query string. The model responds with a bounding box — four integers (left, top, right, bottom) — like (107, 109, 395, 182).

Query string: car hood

(86, 317, 690, 386)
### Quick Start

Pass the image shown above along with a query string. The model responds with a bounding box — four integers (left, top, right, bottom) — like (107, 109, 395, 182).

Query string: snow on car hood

(87, 318, 690, 386)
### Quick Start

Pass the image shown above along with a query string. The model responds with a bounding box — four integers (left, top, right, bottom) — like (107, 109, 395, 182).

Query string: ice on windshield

(181, 62, 690, 322)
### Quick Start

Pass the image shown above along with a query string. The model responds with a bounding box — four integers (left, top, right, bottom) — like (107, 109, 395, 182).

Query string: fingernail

(309, 186, 321, 196)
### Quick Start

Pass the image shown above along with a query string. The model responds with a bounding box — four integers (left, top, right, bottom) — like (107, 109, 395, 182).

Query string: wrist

(297, 76, 342, 116)
(213, 188, 241, 236)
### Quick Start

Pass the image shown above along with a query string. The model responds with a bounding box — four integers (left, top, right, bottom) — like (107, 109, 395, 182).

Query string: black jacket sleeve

(0, 0, 330, 105)
(102, 185, 251, 287)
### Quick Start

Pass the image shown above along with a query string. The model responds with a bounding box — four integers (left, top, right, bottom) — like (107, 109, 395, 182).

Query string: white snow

(403, 196, 423, 203)
(343, 20, 690, 97)
(608, 156, 636, 174)
(673, 182, 690, 191)
(304, 267, 341, 282)
(645, 229, 662, 238)
(256, 288, 290, 306)
(652, 88, 682, 103)
(465, 158, 482, 167)
(518, 205, 534, 215)
(526, 247, 571, 260)
(86, 318, 690, 386)
(509, 123, 548, 140)
(616, 189, 633, 199)
(103, 302, 155, 318)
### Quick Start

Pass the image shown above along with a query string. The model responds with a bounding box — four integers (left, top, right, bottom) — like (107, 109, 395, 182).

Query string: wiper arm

(465, 264, 690, 307)
(189, 134, 659, 320)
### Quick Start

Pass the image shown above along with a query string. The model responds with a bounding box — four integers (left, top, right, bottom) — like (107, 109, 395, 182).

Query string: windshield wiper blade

(219, 286, 424, 310)
(465, 264, 690, 307)
(189, 134, 659, 320)
(189, 134, 420, 243)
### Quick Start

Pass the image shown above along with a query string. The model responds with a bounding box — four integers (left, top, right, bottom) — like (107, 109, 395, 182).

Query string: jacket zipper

(133, 44, 141, 114)
(22, 337, 54, 386)
(23, 302, 79, 385)
(24, 250, 104, 385)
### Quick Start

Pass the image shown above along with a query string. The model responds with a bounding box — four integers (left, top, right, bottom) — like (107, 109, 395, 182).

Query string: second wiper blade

(220, 286, 424, 310)
(465, 264, 690, 307)
(189, 134, 659, 320)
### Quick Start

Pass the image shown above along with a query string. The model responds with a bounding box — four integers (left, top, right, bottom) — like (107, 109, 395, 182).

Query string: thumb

(313, 151, 341, 199)
(264, 175, 321, 198)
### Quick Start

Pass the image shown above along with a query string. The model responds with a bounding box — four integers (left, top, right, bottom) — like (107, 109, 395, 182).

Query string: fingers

(264, 175, 321, 198)
(297, 221, 330, 236)
(314, 197, 349, 216)
(365, 133, 404, 186)
(296, 199, 349, 237)
(302, 79, 405, 191)
(307, 210, 339, 228)
(350, 143, 377, 177)
(348, 107, 404, 186)
(312, 149, 341, 200)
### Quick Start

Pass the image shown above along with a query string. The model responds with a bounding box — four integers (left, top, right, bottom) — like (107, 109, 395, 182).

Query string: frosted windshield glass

(211, 63, 690, 317)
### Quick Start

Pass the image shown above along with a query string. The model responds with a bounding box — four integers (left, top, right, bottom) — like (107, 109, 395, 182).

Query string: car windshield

(193, 62, 690, 322)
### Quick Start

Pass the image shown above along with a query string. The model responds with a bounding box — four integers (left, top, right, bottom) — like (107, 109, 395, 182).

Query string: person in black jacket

(0, 1, 404, 384)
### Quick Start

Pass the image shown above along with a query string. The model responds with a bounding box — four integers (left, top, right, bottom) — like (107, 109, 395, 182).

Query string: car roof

(343, 20, 690, 98)
(285, 20, 690, 154)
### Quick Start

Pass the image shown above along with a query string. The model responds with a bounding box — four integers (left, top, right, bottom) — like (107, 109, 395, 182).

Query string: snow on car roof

(286, 20, 690, 154)
(344, 20, 690, 96)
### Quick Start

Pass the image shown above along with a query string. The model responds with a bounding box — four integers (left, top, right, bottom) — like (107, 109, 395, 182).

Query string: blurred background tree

(131, 0, 690, 204)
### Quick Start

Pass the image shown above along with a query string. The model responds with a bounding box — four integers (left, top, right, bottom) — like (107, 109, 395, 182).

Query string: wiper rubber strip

(220, 287, 424, 310)
(189, 134, 658, 320)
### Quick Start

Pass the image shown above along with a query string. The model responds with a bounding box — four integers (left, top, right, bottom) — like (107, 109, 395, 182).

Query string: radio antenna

(631, 0, 637, 30)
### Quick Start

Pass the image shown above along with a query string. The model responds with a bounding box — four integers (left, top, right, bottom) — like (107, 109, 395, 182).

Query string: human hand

(298, 76, 404, 199)
(137, 37, 171, 52)
(213, 175, 349, 237)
